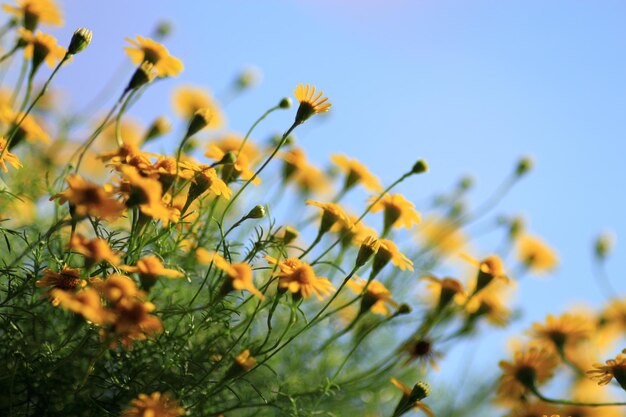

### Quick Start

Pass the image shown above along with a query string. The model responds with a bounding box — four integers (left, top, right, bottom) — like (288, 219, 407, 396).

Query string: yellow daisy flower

(0, 137, 21, 172)
(19, 29, 66, 69)
(36, 266, 86, 306)
(331, 154, 382, 192)
(497, 346, 559, 400)
(370, 193, 421, 235)
(375, 239, 414, 272)
(293, 83, 331, 125)
(266, 256, 335, 300)
(196, 249, 265, 300)
(122, 392, 184, 417)
(3, 0, 63, 30)
(418, 216, 467, 256)
(516, 234, 558, 274)
(68, 234, 120, 266)
(587, 350, 626, 390)
(530, 313, 593, 351)
(306, 199, 353, 234)
(347, 276, 398, 316)
(124, 35, 183, 77)
(172, 85, 224, 127)
(51, 174, 124, 220)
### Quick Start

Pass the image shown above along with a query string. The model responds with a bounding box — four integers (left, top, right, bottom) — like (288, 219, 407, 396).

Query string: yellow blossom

(0, 137, 21, 172)
(347, 276, 397, 316)
(266, 256, 335, 300)
(196, 249, 264, 300)
(124, 35, 183, 77)
(172, 85, 224, 127)
(516, 234, 558, 274)
(370, 193, 421, 234)
(331, 154, 382, 192)
(69, 233, 120, 266)
(3, 0, 63, 30)
(293, 83, 331, 124)
(121, 392, 184, 417)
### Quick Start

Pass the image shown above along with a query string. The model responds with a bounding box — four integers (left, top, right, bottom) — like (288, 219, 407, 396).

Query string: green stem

(529, 384, 626, 407)
(236, 105, 280, 157)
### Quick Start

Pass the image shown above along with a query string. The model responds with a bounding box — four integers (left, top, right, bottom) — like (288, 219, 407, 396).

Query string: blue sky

(40, 0, 626, 390)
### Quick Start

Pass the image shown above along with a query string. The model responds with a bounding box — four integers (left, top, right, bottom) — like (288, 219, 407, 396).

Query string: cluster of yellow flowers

(0, 1, 623, 417)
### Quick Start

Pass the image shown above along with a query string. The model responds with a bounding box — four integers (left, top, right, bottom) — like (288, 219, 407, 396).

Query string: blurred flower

(587, 350, 626, 390)
(36, 266, 85, 306)
(19, 29, 66, 69)
(69, 233, 120, 266)
(530, 313, 593, 352)
(498, 345, 559, 400)
(331, 154, 382, 192)
(121, 392, 184, 417)
(347, 276, 397, 316)
(51, 174, 123, 220)
(51, 287, 112, 325)
(306, 199, 352, 235)
(516, 234, 558, 274)
(0, 137, 21, 172)
(124, 35, 183, 77)
(418, 216, 467, 256)
(399, 338, 442, 370)
(3, 0, 63, 30)
(196, 249, 264, 300)
(172, 85, 224, 128)
(370, 193, 421, 234)
(373, 239, 414, 273)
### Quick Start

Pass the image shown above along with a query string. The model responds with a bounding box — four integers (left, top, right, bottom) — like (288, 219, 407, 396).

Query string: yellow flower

(19, 29, 66, 68)
(497, 346, 559, 400)
(331, 154, 382, 192)
(69, 233, 120, 266)
(0, 105, 50, 144)
(347, 276, 398, 316)
(266, 256, 335, 300)
(120, 166, 180, 226)
(461, 253, 509, 294)
(418, 216, 467, 256)
(172, 85, 224, 127)
(422, 275, 465, 310)
(375, 239, 414, 272)
(122, 392, 184, 417)
(186, 163, 233, 203)
(99, 118, 144, 150)
(587, 351, 626, 390)
(293, 83, 331, 124)
(399, 338, 442, 370)
(332, 213, 377, 248)
(110, 296, 163, 348)
(3, 0, 63, 30)
(516, 234, 558, 274)
(121, 255, 183, 279)
(390, 378, 434, 417)
(91, 273, 143, 305)
(51, 174, 124, 220)
(51, 287, 112, 325)
(124, 35, 183, 77)
(507, 402, 559, 417)
(370, 193, 421, 234)
(0, 137, 21, 172)
(36, 266, 86, 306)
(464, 281, 512, 328)
(530, 313, 593, 351)
(205, 133, 259, 162)
(292, 163, 332, 195)
(306, 200, 354, 236)
(234, 349, 257, 371)
(196, 249, 264, 300)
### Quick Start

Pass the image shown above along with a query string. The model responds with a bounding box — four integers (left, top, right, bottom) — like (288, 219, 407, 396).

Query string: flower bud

(396, 303, 412, 315)
(279, 97, 292, 109)
(411, 159, 429, 175)
(595, 232, 615, 260)
(515, 156, 533, 177)
(281, 226, 299, 245)
(154, 21, 172, 39)
(67, 28, 92, 55)
(246, 205, 266, 220)
(235, 67, 260, 90)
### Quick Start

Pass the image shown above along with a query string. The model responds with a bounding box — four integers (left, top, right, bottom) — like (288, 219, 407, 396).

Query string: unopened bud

(154, 21, 172, 39)
(279, 97, 292, 109)
(595, 232, 615, 260)
(397, 304, 412, 315)
(515, 156, 533, 177)
(282, 226, 299, 244)
(144, 116, 171, 143)
(235, 67, 261, 90)
(67, 28, 92, 55)
(355, 236, 380, 268)
(411, 159, 429, 175)
(246, 205, 266, 219)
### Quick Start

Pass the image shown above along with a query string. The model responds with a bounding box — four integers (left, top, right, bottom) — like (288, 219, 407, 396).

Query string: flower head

(331, 154, 382, 192)
(390, 378, 434, 417)
(306, 199, 352, 235)
(121, 255, 183, 279)
(516, 234, 558, 274)
(52, 287, 112, 325)
(121, 392, 184, 417)
(124, 35, 183, 77)
(51, 175, 124, 220)
(19, 29, 66, 70)
(587, 350, 626, 390)
(498, 346, 559, 400)
(370, 193, 421, 235)
(197, 249, 264, 300)
(530, 313, 593, 351)
(266, 256, 335, 300)
(372, 239, 414, 275)
(347, 276, 398, 316)
(293, 83, 331, 125)
(172, 85, 224, 127)
(69, 233, 120, 266)
(418, 216, 467, 256)
(3, 0, 63, 30)
(36, 266, 86, 306)
(0, 137, 21, 172)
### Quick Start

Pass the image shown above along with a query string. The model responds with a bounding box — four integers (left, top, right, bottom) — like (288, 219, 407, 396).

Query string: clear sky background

(35, 0, 626, 404)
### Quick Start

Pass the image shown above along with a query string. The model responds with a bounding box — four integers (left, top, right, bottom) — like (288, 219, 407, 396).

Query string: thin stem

(529, 385, 626, 407)
(0, 43, 19, 64)
(114, 90, 135, 147)
(236, 105, 280, 157)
